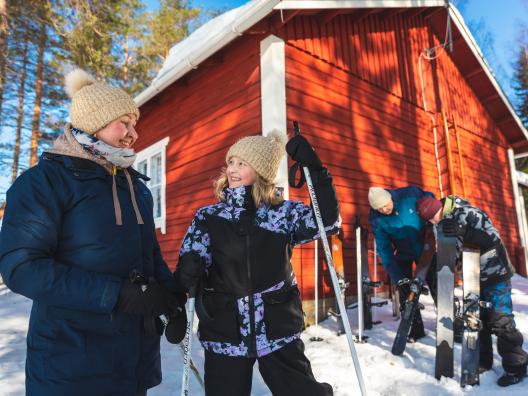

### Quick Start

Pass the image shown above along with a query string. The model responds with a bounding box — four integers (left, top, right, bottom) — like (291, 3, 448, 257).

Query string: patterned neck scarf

(71, 127, 136, 168)
(223, 185, 256, 210)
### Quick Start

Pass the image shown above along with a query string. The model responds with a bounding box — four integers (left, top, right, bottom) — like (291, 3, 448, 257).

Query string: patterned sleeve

(179, 209, 212, 269)
(455, 206, 500, 246)
(287, 200, 341, 246)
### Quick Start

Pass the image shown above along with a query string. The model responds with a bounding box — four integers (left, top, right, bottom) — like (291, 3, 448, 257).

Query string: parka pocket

(262, 286, 304, 340)
(197, 290, 241, 343)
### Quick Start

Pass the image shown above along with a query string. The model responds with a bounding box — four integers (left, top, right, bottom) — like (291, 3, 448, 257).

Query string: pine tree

(0, 0, 7, 125)
(138, 0, 199, 84)
(29, 3, 49, 167)
(514, 46, 528, 127)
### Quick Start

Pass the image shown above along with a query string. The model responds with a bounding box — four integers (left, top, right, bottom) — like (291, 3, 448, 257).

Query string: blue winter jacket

(0, 152, 174, 396)
(368, 186, 434, 282)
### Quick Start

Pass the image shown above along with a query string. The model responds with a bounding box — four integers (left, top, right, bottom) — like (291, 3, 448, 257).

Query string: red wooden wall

(273, 11, 522, 299)
(137, 35, 263, 266)
(137, 8, 523, 304)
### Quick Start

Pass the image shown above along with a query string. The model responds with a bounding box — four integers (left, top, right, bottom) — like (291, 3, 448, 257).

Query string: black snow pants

(203, 339, 333, 396)
(479, 280, 528, 375)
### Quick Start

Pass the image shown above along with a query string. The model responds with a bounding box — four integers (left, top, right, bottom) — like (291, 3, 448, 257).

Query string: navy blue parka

(0, 141, 173, 395)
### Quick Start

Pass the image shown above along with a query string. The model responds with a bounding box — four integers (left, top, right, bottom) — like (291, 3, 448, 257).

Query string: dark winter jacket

(0, 150, 174, 395)
(175, 168, 340, 358)
(369, 186, 435, 282)
(441, 195, 514, 287)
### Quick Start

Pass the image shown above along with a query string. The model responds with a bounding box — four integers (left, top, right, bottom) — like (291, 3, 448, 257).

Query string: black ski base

(435, 341, 454, 379)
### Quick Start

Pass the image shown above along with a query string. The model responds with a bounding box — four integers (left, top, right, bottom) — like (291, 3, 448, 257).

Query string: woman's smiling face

(95, 114, 138, 148)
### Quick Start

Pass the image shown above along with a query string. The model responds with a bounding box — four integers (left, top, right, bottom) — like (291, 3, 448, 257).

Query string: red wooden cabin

(134, 0, 528, 322)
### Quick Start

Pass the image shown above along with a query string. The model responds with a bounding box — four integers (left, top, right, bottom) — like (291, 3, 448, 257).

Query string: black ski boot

(497, 372, 525, 387)
(407, 310, 426, 343)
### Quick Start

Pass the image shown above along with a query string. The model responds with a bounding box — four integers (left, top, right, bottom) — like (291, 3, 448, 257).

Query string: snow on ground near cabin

(1, 275, 527, 396)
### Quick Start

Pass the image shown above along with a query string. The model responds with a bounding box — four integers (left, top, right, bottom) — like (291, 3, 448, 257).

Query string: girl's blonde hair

(213, 168, 284, 207)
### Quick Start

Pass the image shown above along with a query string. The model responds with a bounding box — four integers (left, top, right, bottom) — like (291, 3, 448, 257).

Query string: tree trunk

(11, 32, 29, 184)
(123, 32, 129, 90)
(29, 18, 47, 167)
(0, 0, 8, 124)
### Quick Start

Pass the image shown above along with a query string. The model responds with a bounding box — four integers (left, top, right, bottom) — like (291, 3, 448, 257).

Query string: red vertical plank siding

(137, 35, 262, 267)
(137, 8, 523, 303)
(280, 10, 522, 298)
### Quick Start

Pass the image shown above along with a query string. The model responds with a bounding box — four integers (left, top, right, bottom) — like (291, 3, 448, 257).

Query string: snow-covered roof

(134, 0, 528, 145)
(134, 0, 446, 106)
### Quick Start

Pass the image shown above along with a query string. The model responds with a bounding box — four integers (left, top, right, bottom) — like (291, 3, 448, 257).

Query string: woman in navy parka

(0, 69, 186, 396)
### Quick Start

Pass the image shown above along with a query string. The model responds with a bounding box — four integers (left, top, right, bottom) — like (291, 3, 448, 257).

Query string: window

(134, 137, 169, 234)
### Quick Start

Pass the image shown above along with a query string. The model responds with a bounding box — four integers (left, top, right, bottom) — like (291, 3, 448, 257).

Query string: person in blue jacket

(0, 69, 186, 396)
(368, 186, 436, 342)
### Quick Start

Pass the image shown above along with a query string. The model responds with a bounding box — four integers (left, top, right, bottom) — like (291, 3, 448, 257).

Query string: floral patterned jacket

(178, 175, 340, 358)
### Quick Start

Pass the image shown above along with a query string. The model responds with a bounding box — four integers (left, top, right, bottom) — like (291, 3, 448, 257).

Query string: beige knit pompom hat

(65, 68, 140, 134)
(368, 187, 392, 210)
(226, 130, 286, 182)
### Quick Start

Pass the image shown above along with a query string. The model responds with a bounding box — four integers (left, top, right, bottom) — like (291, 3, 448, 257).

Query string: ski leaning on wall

(435, 227, 457, 380)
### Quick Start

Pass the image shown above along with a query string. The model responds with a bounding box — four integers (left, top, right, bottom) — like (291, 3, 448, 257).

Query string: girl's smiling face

(226, 156, 257, 188)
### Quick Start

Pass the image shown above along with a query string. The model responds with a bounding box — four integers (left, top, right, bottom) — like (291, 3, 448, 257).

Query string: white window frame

(134, 137, 169, 234)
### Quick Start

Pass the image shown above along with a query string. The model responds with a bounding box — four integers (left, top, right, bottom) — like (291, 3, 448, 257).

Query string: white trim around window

(134, 137, 170, 234)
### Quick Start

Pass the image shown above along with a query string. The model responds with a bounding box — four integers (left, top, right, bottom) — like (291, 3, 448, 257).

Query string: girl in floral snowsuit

(174, 131, 339, 395)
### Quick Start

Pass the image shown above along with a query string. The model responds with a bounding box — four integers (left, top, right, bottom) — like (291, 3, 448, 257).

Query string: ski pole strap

(288, 162, 305, 188)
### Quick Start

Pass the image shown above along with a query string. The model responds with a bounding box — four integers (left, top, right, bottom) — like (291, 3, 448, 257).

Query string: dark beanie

(416, 196, 442, 221)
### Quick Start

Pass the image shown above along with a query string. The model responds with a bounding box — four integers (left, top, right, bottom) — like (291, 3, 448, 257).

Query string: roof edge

(135, 0, 280, 106)
(275, 0, 445, 9)
(134, 0, 446, 107)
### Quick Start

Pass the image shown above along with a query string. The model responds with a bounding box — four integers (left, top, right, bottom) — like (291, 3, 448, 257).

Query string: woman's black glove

(116, 279, 179, 316)
(441, 218, 467, 237)
(286, 135, 323, 170)
(174, 252, 205, 294)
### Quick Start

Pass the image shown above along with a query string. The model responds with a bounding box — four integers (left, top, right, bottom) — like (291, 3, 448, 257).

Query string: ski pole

(356, 221, 365, 342)
(292, 121, 367, 396)
(178, 343, 204, 390)
(181, 288, 196, 396)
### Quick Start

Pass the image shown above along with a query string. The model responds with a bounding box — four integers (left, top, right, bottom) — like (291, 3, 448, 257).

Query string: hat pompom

(267, 129, 287, 149)
(65, 68, 96, 98)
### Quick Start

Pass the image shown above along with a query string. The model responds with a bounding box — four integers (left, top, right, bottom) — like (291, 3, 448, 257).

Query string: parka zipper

(246, 233, 257, 357)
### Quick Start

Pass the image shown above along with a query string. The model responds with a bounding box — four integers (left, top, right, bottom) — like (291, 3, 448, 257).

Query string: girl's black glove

(174, 252, 205, 293)
(165, 309, 188, 344)
(286, 135, 323, 170)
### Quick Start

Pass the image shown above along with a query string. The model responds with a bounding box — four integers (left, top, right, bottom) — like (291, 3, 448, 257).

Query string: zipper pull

(113, 165, 117, 176)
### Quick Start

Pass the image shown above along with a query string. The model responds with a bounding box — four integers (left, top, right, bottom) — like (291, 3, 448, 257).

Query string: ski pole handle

(293, 120, 300, 136)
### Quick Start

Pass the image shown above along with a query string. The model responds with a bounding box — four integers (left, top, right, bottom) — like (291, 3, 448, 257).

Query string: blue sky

(456, 0, 528, 103)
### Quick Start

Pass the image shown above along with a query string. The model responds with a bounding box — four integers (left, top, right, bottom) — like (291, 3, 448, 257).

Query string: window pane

(151, 154, 162, 185)
(152, 186, 161, 219)
(138, 160, 147, 176)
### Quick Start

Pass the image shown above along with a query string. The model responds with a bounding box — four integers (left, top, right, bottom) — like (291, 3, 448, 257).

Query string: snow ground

(1, 276, 527, 396)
